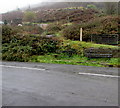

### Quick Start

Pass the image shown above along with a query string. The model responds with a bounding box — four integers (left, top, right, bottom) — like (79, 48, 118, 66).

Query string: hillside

(31, 2, 104, 11)
(1, 2, 120, 67)
(2, 2, 100, 23)
(36, 8, 98, 23)
(2, 3, 119, 41)
(2, 2, 118, 24)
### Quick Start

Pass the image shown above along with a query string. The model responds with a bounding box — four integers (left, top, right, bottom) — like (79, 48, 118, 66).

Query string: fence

(91, 34, 119, 45)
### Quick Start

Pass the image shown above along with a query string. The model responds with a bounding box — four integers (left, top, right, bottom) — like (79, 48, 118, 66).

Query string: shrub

(2, 34, 61, 61)
(62, 24, 80, 40)
(2, 44, 32, 62)
(62, 16, 119, 41)
(2, 25, 24, 43)
(31, 36, 61, 55)
(2, 25, 14, 43)
(22, 25, 44, 34)
(58, 40, 84, 57)
(46, 23, 62, 33)
(62, 24, 91, 41)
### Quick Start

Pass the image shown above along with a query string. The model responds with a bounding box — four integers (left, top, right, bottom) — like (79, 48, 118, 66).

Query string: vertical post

(80, 28, 82, 41)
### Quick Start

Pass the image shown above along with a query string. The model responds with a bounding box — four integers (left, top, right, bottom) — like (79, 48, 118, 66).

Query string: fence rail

(91, 34, 119, 45)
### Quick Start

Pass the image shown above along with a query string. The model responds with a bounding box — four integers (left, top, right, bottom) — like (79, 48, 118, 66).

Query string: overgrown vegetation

(2, 3, 120, 67)
(62, 15, 119, 41)
(2, 25, 119, 67)
(2, 25, 61, 61)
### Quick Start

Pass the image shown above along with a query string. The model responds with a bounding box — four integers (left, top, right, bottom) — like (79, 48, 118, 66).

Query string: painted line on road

(0, 65, 46, 71)
(78, 72, 119, 78)
(0, 65, 119, 78)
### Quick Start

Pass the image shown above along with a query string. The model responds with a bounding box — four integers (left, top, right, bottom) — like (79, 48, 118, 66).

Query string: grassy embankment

(30, 41, 119, 68)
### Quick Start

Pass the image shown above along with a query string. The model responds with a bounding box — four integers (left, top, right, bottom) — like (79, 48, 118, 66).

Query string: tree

(23, 11, 36, 22)
(87, 4, 97, 10)
(104, 2, 118, 15)
(118, 1, 120, 15)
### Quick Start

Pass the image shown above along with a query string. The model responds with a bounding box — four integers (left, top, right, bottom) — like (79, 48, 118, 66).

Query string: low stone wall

(84, 48, 119, 58)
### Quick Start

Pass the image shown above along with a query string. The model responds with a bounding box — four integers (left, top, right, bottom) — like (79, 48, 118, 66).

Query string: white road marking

(0, 65, 119, 78)
(0, 65, 45, 71)
(78, 72, 119, 78)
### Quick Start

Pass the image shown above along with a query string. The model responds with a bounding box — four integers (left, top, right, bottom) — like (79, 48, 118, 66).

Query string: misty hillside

(2, 2, 118, 22)
(29, 2, 105, 11)
(2, 2, 106, 22)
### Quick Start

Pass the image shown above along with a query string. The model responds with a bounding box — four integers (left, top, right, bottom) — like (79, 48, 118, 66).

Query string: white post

(80, 28, 82, 41)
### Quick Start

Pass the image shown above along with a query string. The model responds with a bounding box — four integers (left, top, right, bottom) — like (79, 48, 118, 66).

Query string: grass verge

(29, 54, 120, 68)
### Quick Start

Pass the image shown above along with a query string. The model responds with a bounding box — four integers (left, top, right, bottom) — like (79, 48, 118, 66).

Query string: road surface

(1, 61, 119, 106)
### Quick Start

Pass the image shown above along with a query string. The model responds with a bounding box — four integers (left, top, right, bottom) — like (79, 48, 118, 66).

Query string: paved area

(1, 61, 119, 106)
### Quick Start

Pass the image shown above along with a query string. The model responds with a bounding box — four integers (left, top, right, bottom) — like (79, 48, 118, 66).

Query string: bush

(22, 25, 44, 34)
(62, 24, 91, 41)
(2, 44, 32, 62)
(31, 36, 61, 55)
(58, 40, 84, 57)
(46, 23, 62, 33)
(2, 34, 61, 61)
(62, 24, 80, 40)
(2, 25, 14, 43)
(2, 25, 24, 43)
(62, 16, 119, 41)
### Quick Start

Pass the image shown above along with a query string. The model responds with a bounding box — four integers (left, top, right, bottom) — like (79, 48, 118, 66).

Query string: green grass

(29, 54, 119, 67)
(69, 41, 118, 49)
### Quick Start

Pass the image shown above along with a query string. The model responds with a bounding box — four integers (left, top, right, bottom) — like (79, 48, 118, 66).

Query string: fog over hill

(23, 0, 119, 11)
(1, 1, 118, 22)
(26, 2, 105, 11)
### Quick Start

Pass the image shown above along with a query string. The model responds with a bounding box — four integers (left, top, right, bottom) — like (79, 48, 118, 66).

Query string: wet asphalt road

(1, 61, 119, 106)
